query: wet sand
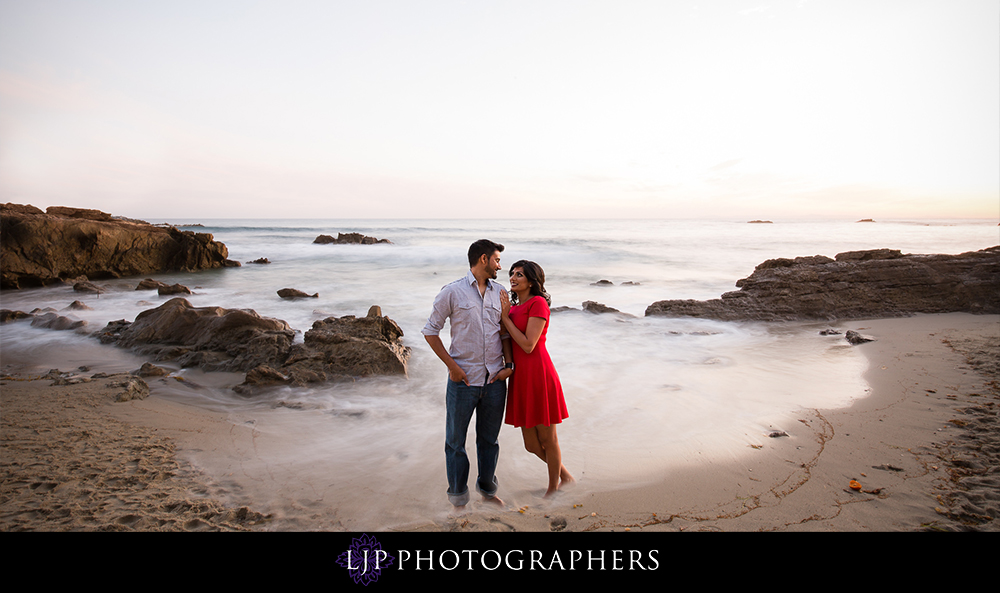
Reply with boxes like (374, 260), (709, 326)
(2, 313), (997, 531)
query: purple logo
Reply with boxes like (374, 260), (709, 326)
(337, 534), (395, 585)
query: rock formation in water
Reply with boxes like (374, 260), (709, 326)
(1, 203), (240, 289)
(277, 288), (318, 299)
(236, 305), (411, 394)
(313, 232), (391, 245)
(645, 247), (1000, 321)
(94, 299), (410, 391)
(97, 298), (295, 373)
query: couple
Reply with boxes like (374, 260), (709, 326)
(422, 239), (573, 508)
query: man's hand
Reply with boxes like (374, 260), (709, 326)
(426, 334), (470, 386)
(449, 365), (470, 386)
(489, 368), (512, 384)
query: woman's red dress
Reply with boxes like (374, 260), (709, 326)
(505, 295), (569, 428)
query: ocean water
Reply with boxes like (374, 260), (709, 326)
(1, 218), (996, 528)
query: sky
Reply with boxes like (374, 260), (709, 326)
(1, 0), (997, 220)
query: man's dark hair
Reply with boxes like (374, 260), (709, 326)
(468, 239), (504, 267)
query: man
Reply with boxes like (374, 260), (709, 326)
(422, 239), (514, 508)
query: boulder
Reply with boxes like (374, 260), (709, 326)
(97, 298), (295, 373)
(583, 301), (620, 314)
(74, 281), (105, 293)
(30, 312), (88, 331)
(0, 309), (33, 323)
(646, 247), (1000, 321)
(158, 283), (192, 295)
(236, 305), (410, 393)
(313, 232), (391, 245)
(591, 280), (614, 286)
(278, 288), (318, 299)
(1, 202), (240, 289)
(247, 258), (271, 264)
(136, 278), (170, 290)
(845, 330), (876, 345)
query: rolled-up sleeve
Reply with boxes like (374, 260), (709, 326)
(422, 286), (452, 336)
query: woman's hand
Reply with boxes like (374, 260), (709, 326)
(489, 368), (513, 384)
(500, 289), (511, 318)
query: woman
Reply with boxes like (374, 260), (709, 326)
(500, 260), (574, 497)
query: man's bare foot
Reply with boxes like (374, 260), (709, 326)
(481, 494), (504, 507)
(543, 486), (558, 498)
(450, 504), (467, 515)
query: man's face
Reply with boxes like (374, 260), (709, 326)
(485, 251), (501, 279)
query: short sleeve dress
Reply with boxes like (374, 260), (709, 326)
(504, 295), (569, 428)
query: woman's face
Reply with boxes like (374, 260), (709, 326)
(509, 267), (531, 293)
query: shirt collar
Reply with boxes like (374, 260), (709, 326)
(465, 269), (496, 291)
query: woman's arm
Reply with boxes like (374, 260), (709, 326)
(500, 292), (546, 354)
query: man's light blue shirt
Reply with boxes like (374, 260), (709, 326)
(422, 270), (508, 386)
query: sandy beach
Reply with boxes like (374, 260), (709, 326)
(3, 311), (997, 532)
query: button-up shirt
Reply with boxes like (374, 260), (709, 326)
(422, 270), (508, 386)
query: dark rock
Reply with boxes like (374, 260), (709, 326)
(30, 312), (88, 331)
(646, 247), (1000, 321)
(583, 300), (620, 313)
(845, 330), (875, 345)
(74, 281), (105, 294)
(236, 305), (410, 393)
(767, 431), (789, 438)
(111, 376), (150, 402)
(247, 258), (271, 264)
(1, 202), (240, 290)
(819, 329), (842, 335)
(621, 281), (641, 286)
(135, 362), (169, 377)
(98, 298), (295, 373)
(0, 309), (33, 323)
(158, 283), (192, 295)
(550, 306), (577, 313)
(856, 218), (876, 222)
(64, 300), (93, 311)
(136, 278), (170, 290)
(834, 249), (901, 262)
(591, 280), (614, 286)
(748, 220), (773, 224)
(313, 233), (391, 245)
(278, 288), (318, 299)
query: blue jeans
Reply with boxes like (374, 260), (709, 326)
(445, 378), (507, 506)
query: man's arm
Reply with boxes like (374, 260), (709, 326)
(489, 335), (514, 384)
(424, 334), (469, 386)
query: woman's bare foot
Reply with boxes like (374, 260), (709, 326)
(559, 466), (575, 490)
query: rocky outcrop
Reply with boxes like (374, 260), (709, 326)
(277, 288), (318, 299)
(97, 298), (295, 373)
(313, 233), (391, 245)
(235, 305), (410, 394)
(31, 312), (88, 332)
(1, 203), (240, 289)
(158, 283), (192, 296)
(645, 247), (1000, 321)
(95, 299), (410, 390)
(136, 279), (170, 291)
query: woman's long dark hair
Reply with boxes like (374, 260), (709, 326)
(508, 260), (551, 306)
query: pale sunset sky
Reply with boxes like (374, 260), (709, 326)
(1, 0), (997, 220)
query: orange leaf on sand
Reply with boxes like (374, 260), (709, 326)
(849, 480), (862, 491)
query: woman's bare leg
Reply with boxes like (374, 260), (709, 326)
(535, 425), (574, 496)
(522, 426), (575, 495)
